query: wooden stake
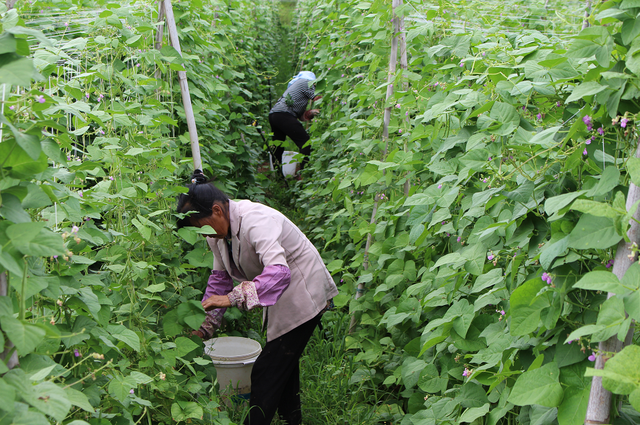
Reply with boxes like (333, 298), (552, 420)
(163, 0), (202, 171)
(349, 0), (401, 334)
(154, 1), (166, 81)
(584, 140), (640, 424)
(398, 0), (410, 197)
(583, 0), (592, 29)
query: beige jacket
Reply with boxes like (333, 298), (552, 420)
(206, 200), (338, 341)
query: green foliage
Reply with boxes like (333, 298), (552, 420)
(288, 0), (640, 422)
(0, 0), (281, 423)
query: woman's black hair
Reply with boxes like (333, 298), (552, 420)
(176, 169), (229, 229)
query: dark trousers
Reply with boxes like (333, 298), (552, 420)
(268, 112), (311, 174)
(245, 313), (322, 425)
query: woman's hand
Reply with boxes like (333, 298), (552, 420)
(202, 294), (232, 311)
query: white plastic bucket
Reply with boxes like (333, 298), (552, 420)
(268, 151), (299, 177)
(204, 337), (262, 398)
(281, 150), (299, 177)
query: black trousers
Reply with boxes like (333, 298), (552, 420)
(245, 312), (322, 425)
(268, 112), (311, 173)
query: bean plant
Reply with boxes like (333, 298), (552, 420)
(290, 0), (640, 423)
(0, 0), (280, 423)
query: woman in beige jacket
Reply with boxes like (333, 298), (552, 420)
(176, 170), (338, 425)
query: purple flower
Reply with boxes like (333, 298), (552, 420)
(606, 259), (614, 268)
(588, 353), (596, 362)
(459, 62), (464, 67)
(542, 272), (553, 284)
(36, 95), (45, 104)
(129, 389), (135, 394)
(399, 129), (402, 134)
(438, 184), (442, 189)
(585, 138), (592, 145)
(71, 225), (79, 233)
(64, 22), (69, 27)
(621, 118), (628, 128)
(583, 115), (593, 131)
(9, 105), (15, 110)
(536, 113), (542, 120)
(566, 339), (575, 344)
(109, 176), (114, 181)
(556, 101), (561, 107)
(487, 254), (494, 260)
(482, 178), (487, 183)
(488, 157), (492, 161)
(86, 93), (90, 99)
(482, 51), (486, 56)
(74, 349), (80, 357)
(457, 237), (461, 242)
(78, 191), (83, 198)
(583, 148), (588, 155)
(597, 127), (605, 136)
(462, 368), (470, 377)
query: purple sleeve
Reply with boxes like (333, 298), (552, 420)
(253, 264), (291, 306)
(199, 270), (234, 340)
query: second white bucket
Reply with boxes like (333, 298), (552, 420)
(204, 337), (262, 398)
(281, 150), (299, 177)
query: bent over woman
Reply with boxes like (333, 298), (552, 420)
(176, 170), (338, 425)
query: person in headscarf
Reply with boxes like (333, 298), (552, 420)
(268, 71), (321, 176)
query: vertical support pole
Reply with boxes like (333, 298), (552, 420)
(584, 141), (640, 424)
(583, 0), (592, 29)
(397, 0), (410, 197)
(163, 0), (202, 171)
(349, 0), (401, 334)
(6, 0), (18, 9)
(154, 1), (166, 81)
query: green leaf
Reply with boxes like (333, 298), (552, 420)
(171, 401), (203, 422)
(586, 166), (620, 197)
(566, 82), (607, 103)
(508, 362), (564, 407)
(528, 126), (561, 148)
(571, 199), (619, 219)
(175, 336), (200, 358)
(24, 381), (71, 422)
(457, 382), (489, 408)
(545, 191), (587, 217)
(107, 324), (140, 351)
(567, 214), (622, 249)
(558, 364), (590, 425)
(177, 300), (206, 330)
(65, 387), (94, 412)
(489, 102), (519, 136)
(12, 228), (65, 257)
(566, 27), (613, 67)
(0, 53), (34, 86)
(509, 279), (548, 336)
(1, 316), (46, 355)
(459, 403), (490, 423)
(0, 116), (41, 160)
(573, 271), (626, 294)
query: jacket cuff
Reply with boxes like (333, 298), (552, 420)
(228, 281), (263, 311)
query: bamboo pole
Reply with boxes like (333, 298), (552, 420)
(349, 0), (401, 334)
(154, 1), (166, 81)
(163, 0), (202, 171)
(398, 0), (410, 197)
(582, 0), (592, 29)
(584, 141), (640, 424)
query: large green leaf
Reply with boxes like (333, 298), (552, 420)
(489, 102), (519, 136)
(107, 324), (140, 352)
(1, 316), (46, 355)
(12, 228), (65, 257)
(508, 362), (564, 407)
(0, 53), (34, 86)
(171, 401), (203, 422)
(509, 279), (548, 336)
(573, 271), (627, 294)
(566, 214), (622, 250)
